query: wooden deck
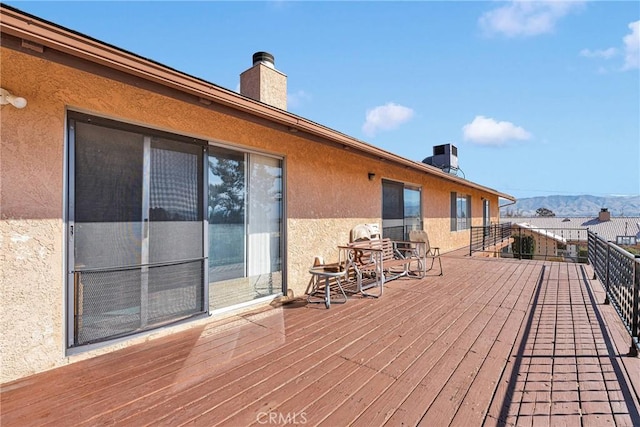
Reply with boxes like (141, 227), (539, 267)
(1, 255), (639, 426)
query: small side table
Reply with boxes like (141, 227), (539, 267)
(308, 267), (348, 309)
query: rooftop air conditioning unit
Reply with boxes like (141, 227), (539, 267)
(422, 144), (459, 174)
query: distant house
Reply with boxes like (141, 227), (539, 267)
(506, 222), (570, 261)
(501, 209), (640, 243)
(1, 5), (514, 383)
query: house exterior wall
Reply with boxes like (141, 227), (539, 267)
(1, 45), (502, 383)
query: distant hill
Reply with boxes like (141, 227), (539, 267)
(501, 195), (640, 217)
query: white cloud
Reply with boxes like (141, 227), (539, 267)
(580, 20), (639, 72)
(462, 115), (532, 146)
(362, 102), (415, 137)
(287, 89), (311, 109)
(622, 20), (639, 70)
(479, 0), (585, 38)
(579, 47), (618, 59)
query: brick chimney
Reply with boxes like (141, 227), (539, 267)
(240, 52), (287, 110)
(598, 208), (611, 222)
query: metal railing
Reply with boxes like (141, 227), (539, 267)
(73, 257), (206, 346)
(588, 230), (639, 356)
(469, 222), (512, 256)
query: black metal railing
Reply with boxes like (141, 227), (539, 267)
(469, 222), (512, 256)
(588, 230), (639, 356)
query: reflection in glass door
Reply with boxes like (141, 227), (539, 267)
(68, 113), (205, 347)
(208, 146), (283, 310)
(207, 148), (246, 281)
(403, 187), (422, 236)
(382, 180), (422, 240)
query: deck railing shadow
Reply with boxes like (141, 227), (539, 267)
(488, 265), (640, 426)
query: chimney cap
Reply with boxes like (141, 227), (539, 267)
(252, 51), (275, 68)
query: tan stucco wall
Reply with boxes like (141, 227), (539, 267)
(1, 219), (64, 381)
(1, 46), (504, 383)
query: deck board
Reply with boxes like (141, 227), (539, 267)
(2, 255), (639, 427)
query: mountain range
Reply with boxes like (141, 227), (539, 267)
(500, 195), (640, 217)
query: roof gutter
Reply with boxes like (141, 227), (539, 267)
(500, 198), (517, 209)
(0, 4), (515, 202)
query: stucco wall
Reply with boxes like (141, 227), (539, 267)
(1, 219), (64, 382)
(1, 45), (503, 383)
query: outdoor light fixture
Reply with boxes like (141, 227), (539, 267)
(368, 172), (376, 181)
(0, 88), (27, 109)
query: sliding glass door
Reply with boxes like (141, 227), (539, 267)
(68, 113), (206, 347)
(67, 112), (285, 346)
(208, 146), (283, 310)
(382, 180), (422, 240)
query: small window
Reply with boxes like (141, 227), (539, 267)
(451, 192), (471, 231)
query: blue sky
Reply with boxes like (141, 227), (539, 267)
(8, 1), (640, 199)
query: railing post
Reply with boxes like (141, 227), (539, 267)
(469, 228), (473, 257)
(592, 238), (597, 280)
(631, 258), (639, 357)
(482, 226), (486, 252)
(519, 227), (523, 260)
(604, 245), (610, 305)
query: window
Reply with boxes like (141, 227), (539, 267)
(451, 192), (471, 231)
(382, 180), (422, 240)
(616, 236), (637, 245)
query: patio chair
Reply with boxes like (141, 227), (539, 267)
(349, 223), (381, 242)
(408, 229), (443, 276)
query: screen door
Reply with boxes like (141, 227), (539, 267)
(68, 113), (206, 346)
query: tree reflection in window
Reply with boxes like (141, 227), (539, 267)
(208, 154), (245, 224)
